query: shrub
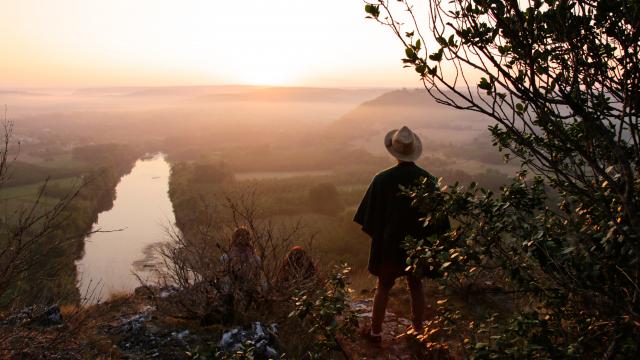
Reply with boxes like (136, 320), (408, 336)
(289, 263), (358, 359)
(368, 0), (640, 357)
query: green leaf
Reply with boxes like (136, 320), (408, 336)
(364, 4), (380, 18)
(478, 77), (492, 91)
(428, 48), (443, 62)
(405, 47), (417, 60)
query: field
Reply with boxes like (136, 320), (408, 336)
(0, 144), (143, 307)
(166, 152), (512, 296)
(0, 177), (81, 215)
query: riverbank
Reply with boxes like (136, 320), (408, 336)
(0, 144), (142, 308)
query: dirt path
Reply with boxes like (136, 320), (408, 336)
(342, 299), (426, 360)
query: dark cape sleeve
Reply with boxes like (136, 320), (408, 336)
(354, 177), (381, 238)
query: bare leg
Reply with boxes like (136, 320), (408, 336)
(371, 276), (395, 334)
(406, 274), (425, 330)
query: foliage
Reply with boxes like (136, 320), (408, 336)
(71, 143), (137, 166)
(2, 161), (84, 187)
(151, 190), (318, 324)
(168, 162), (373, 275)
(196, 341), (285, 360)
(289, 264), (358, 359)
(0, 114), (140, 307)
(192, 162), (234, 184)
(307, 182), (345, 216)
(0, 119), (82, 307)
(367, 0), (640, 357)
(408, 298), (461, 358)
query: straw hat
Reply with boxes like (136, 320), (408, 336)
(384, 126), (422, 162)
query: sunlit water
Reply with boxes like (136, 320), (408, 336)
(76, 154), (175, 303)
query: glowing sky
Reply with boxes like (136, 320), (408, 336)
(0, 0), (420, 87)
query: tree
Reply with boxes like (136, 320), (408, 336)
(307, 182), (345, 216)
(0, 116), (82, 307)
(366, 0), (639, 357)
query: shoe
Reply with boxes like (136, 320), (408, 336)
(360, 325), (382, 344)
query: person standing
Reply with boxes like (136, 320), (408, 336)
(354, 126), (448, 343)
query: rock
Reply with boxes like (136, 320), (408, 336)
(116, 312), (151, 334)
(218, 321), (280, 358)
(105, 305), (202, 359)
(175, 330), (189, 339)
(351, 299), (373, 311)
(344, 298), (440, 359)
(2, 305), (63, 327)
(134, 285), (154, 297)
(158, 286), (179, 298)
(31, 305), (62, 326)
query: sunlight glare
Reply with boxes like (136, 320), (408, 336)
(0, 0), (417, 87)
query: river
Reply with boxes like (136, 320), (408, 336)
(76, 154), (175, 303)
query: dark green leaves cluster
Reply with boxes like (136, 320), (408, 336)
(405, 168), (640, 357)
(289, 264), (358, 358)
(364, 4), (380, 19)
(368, 0), (640, 357)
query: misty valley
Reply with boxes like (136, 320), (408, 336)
(1, 86), (511, 303)
(4, 65), (635, 359)
(0, 85), (514, 356)
(2, 1), (638, 358)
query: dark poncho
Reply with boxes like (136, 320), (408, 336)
(354, 162), (439, 277)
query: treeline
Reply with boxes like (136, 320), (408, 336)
(166, 141), (389, 173)
(3, 162), (84, 187)
(4, 143), (141, 188)
(167, 159), (506, 277)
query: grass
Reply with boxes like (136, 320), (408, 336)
(0, 177), (80, 197)
(0, 177), (81, 219)
(169, 162), (381, 283)
(24, 153), (82, 169)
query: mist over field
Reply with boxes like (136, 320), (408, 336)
(0, 84), (512, 299)
(3, 86), (507, 174)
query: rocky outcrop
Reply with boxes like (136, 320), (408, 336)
(343, 299), (424, 360)
(218, 322), (279, 359)
(1, 305), (63, 327)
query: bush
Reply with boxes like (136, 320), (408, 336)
(289, 264), (358, 359)
(192, 162), (233, 184)
(369, 0), (640, 357)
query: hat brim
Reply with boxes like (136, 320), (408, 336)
(384, 129), (423, 162)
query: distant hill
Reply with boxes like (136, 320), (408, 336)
(70, 85), (388, 105)
(352, 88), (440, 107)
(327, 89), (493, 154)
(0, 90), (47, 97)
(72, 85), (257, 97)
(192, 86), (387, 104)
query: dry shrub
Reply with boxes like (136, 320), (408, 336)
(145, 189), (319, 325)
(0, 297), (102, 359)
